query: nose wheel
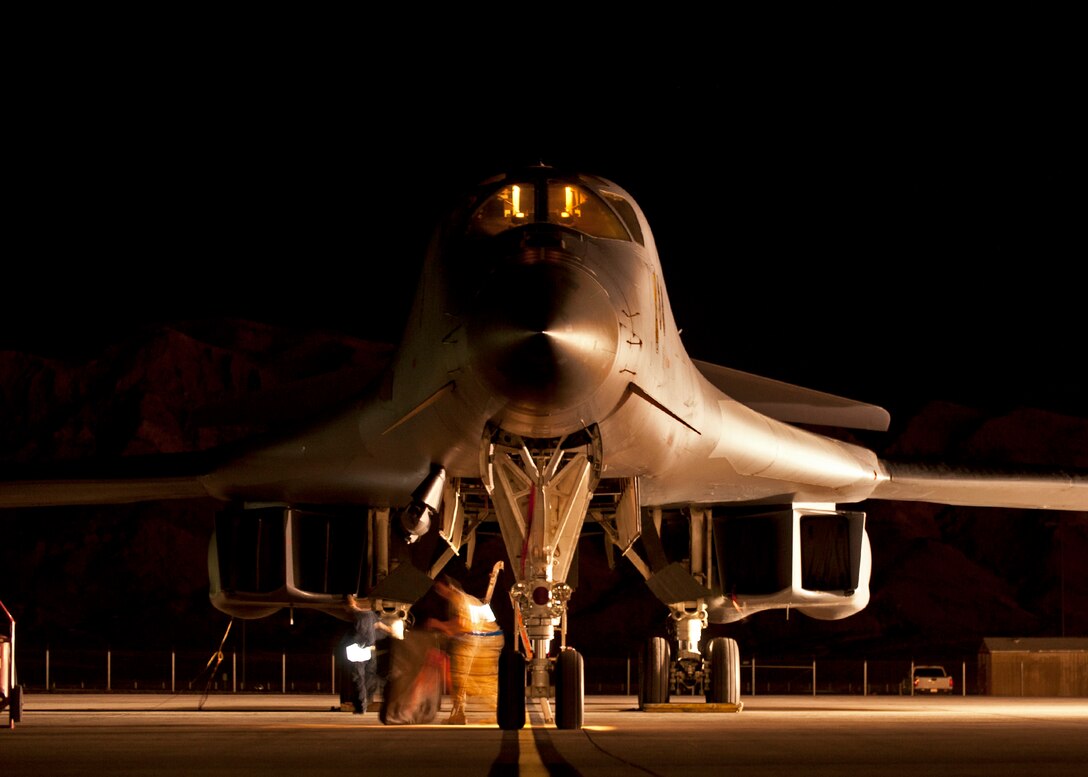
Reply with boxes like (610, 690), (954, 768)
(554, 648), (584, 729)
(497, 646), (584, 730)
(498, 649), (527, 730)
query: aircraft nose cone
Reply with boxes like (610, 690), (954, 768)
(467, 261), (618, 413)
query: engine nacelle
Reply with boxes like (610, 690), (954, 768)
(706, 506), (870, 624)
(208, 504), (370, 620)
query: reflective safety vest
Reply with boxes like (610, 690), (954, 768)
(346, 643), (373, 663)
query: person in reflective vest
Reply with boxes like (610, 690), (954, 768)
(345, 594), (395, 714)
(426, 565), (504, 724)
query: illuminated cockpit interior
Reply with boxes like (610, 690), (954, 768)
(469, 179), (642, 244)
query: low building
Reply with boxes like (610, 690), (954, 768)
(979, 638), (1088, 697)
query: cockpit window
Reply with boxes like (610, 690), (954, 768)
(544, 182), (630, 240)
(600, 190), (644, 245)
(468, 179), (637, 242)
(469, 183), (536, 237)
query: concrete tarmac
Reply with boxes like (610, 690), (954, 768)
(4, 692), (1088, 776)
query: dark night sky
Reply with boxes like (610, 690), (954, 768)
(7, 48), (1083, 430)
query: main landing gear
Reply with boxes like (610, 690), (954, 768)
(639, 634), (741, 708)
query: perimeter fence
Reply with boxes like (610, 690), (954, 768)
(11, 648), (975, 696)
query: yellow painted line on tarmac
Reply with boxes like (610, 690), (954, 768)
(256, 708), (560, 776)
(519, 721), (550, 777)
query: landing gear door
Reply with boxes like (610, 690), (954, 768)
(438, 479), (465, 553)
(614, 478), (641, 554)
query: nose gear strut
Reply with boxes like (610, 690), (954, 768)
(481, 423), (601, 728)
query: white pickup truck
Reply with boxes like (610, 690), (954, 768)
(910, 665), (954, 694)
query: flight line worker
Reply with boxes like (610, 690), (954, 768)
(427, 569), (504, 725)
(344, 594), (396, 714)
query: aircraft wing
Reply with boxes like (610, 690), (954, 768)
(872, 459), (1088, 511)
(693, 358), (891, 431)
(0, 323), (396, 510)
(0, 452), (216, 507)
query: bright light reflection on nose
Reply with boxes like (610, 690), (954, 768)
(543, 329), (611, 354)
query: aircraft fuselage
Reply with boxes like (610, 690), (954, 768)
(206, 168), (883, 513)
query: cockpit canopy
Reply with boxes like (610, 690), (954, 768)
(468, 177), (644, 245)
